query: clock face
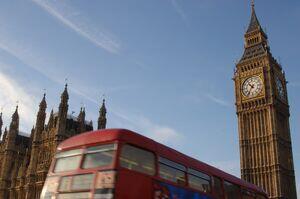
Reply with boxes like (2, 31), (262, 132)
(276, 76), (285, 99)
(242, 76), (263, 98)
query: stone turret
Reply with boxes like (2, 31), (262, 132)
(77, 107), (86, 133)
(55, 84), (69, 142)
(98, 99), (107, 130)
(0, 112), (3, 140)
(0, 106), (19, 199)
(6, 106), (19, 150)
(25, 94), (47, 198)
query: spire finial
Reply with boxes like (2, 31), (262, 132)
(251, 0), (255, 9)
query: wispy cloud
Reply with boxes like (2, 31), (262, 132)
(210, 160), (240, 177)
(170, 0), (188, 25)
(289, 81), (300, 88)
(204, 93), (231, 107)
(31, 0), (121, 54)
(0, 70), (37, 131)
(56, 81), (183, 146)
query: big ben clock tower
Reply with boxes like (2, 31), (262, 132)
(234, 2), (297, 199)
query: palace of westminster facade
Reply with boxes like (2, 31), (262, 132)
(0, 84), (107, 198)
(0, 2), (298, 199)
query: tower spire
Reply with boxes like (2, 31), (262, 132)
(246, 0), (264, 34)
(0, 112), (3, 139)
(98, 98), (107, 130)
(10, 105), (19, 131)
(77, 106), (86, 133)
(33, 93), (47, 142)
(55, 84), (69, 141)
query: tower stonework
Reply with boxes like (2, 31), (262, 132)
(234, 3), (297, 199)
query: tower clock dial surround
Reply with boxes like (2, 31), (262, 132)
(242, 76), (263, 98)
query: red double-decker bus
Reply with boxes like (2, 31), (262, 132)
(40, 129), (268, 199)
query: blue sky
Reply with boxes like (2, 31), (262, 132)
(0, 0), (299, 195)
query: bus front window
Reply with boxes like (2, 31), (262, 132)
(82, 143), (116, 169)
(54, 149), (82, 172)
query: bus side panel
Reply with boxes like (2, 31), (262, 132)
(115, 170), (153, 199)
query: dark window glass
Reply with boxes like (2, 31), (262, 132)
(242, 189), (256, 199)
(213, 177), (223, 198)
(54, 155), (81, 172)
(187, 169), (211, 193)
(82, 151), (115, 169)
(224, 181), (240, 199)
(120, 144), (155, 175)
(159, 157), (186, 185)
(82, 144), (116, 169)
(188, 168), (210, 180)
(159, 157), (186, 171)
(159, 164), (186, 185)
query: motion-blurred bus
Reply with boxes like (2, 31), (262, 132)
(40, 129), (268, 199)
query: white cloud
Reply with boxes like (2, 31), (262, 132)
(31, 0), (121, 54)
(204, 93), (231, 107)
(289, 81), (300, 88)
(0, 71), (37, 131)
(110, 110), (183, 145)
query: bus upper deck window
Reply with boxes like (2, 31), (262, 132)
(224, 181), (241, 199)
(54, 149), (82, 173)
(188, 168), (211, 193)
(120, 144), (155, 175)
(158, 157), (186, 185)
(82, 143), (116, 169)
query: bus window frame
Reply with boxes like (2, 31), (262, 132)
(223, 180), (242, 199)
(187, 168), (212, 193)
(117, 142), (157, 176)
(214, 176), (225, 198)
(158, 156), (188, 186)
(51, 141), (119, 175)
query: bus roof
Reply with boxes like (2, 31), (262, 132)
(58, 128), (267, 195)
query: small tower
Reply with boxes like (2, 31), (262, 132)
(7, 106), (19, 149)
(77, 107), (86, 133)
(98, 99), (107, 130)
(55, 84), (69, 141)
(2, 127), (8, 142)
(0, 112), (3, 140)
(25, 93), (47, 199)
(47, 109), (54, 130)
(0, 106), (19, 199)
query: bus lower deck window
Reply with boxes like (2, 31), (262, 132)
(119, 144), (155, 175)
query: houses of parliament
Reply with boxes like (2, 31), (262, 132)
(0, 84), (107, 198)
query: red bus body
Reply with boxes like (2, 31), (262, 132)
(41, 129), (268, 199)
